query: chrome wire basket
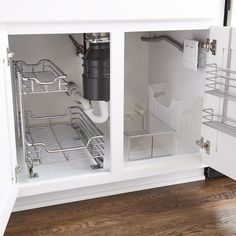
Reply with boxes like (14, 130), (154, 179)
(23, 107), (104, 174)
(15, 59), (68, 94)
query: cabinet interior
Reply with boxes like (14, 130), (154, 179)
(9, 29), (224, 184)
(124, 29), (209, 163)
(9, 33), (111, 183)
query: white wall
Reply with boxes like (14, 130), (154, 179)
(124, 32), (149, 113)
(124, 30), (208, 112)
(148, 30), (208, 100)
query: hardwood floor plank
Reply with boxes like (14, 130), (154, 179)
(5, 178), (236, 236)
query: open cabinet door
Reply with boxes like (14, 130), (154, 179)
(201, 26), (236, 180)
(0, 31), (18, 235)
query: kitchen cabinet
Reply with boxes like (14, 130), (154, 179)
(1, 0), (235, 235)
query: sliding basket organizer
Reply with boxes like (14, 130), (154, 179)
(15, 59), (68, 94)
(15, 59), (104, 178)
(24, 107), (104, 177)
(203, 63), (236, 137)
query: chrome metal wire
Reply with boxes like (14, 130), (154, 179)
(24, 107), (104, 166)
(15, 59), (68, 94)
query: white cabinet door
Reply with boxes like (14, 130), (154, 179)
(0, 31), (18, 235)
(201, 26), (236, 180)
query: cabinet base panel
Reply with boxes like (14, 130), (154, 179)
(14, 168), (204, 212)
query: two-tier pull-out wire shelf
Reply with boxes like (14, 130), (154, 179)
(15, 59), (104, 178)
(24, 107), (104, 177)
(15, 59), (68, 94)
(203, 64), (236, 137)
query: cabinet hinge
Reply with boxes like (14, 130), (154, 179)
(15, 165), (22, 183)
(200, 39), (217, 55)
(7, 48), (15, 66)
(196, 137), (210, 155)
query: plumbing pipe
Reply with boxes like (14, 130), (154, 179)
(67, 82), (91, 110)
(67, 82), (109, 123)
(73, 91), (91, 110)
(84, 101), (109, 124)
(141, 35), (184, 52)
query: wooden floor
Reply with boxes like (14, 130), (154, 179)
(5, 177), (236, 236)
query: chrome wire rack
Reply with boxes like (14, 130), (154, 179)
(205, 64), (236, 102)
(203, 108), (236, 137)
(203, 64), (236, 137)
(23, 107), (104, 174)
(15, 59), (68, 94)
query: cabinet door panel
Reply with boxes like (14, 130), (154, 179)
(0, 31), (18, 235)
(202, 27), (236, 179)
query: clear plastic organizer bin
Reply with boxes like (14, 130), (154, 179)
(124, 111), (176, 161)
